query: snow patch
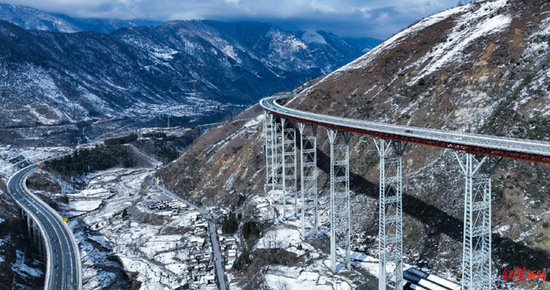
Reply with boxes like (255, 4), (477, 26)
(411, 5), (512, 82)
(301, 31), (327, 45)
(151, 48), (178, 60)
(255, 226), (302, 250)
(0, 146), (71, 179)
(338, 0), (510, 77)
(27, 104), (60, 125)
(222, 45), (240, 62)
(338, 4), (470, 72)
(12, 250), (44, 278)
(69, 200), (103, 212)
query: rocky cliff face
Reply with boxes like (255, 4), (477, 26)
(160, 0), (550, 288)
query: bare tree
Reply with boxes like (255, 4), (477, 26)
(274, 278), (290, 290)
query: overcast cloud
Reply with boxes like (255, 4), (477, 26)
(2, 0), (474, 39)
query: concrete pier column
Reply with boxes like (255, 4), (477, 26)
(27, 215), (33, 244)
(37, 232), (43, 256)
(33, 221), (40, 246)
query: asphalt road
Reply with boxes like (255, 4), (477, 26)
(7, 164), (82, 290)
(260, 95), (550, 163)
(150, 177), (227, 290)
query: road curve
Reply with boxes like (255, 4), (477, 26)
(260, 96), (550, 164)
(7, 164), (82, 290)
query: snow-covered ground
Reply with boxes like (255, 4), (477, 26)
(0, 146), (71, 179)
(232, 188), (380, 289)
(11, 250), (44, 281)
(54, 166), (218, 289)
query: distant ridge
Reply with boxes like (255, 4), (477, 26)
(0, 3), (161, 33)
(0, 17), (362, 136)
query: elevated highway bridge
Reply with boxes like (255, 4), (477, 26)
(260, 95), (550, 290)
(8, 164), (82, 290)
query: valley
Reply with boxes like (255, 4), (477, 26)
(1, 0), (550, 290)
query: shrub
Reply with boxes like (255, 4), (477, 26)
(122, 158), (135, 168)
(232, 249), (250, 271)
(158, 146), (178, 164)
(242, 221), (260, 240)
(535, 232), (545, 243)
(46, 145), (134, 175)
(162, 135), (176, 142)
(222, 212), (238, 234)
(104, 133), (138, 145)
(143, 132), (166, 138)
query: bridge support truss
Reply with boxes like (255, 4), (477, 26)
(272, 115), (284, 195)
(327, 129), (351, 272)
(263, 112), (275, 192)
(281, 118), (298, 219)
(375, 138), (407, 290)
(455, 153), (500, 290)
(298, 123), (318, 239)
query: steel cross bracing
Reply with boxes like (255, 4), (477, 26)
(455, 153), (500, 290)
(298, 123), (319, 239)
(327, 129), (351, 272)
(375, 139), (406, 290)
(281, 118), (298, 219)
(263, 112), (275, 192)
(259, 95), (550, 287)
(259, 96), (550, 164)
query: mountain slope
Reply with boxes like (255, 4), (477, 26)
(0, 19), (361, 143)
(160, 0), (550, 288)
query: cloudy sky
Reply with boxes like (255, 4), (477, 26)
(3, 0), (474, 39)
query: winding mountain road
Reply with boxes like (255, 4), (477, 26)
(7, 164), (82, 290)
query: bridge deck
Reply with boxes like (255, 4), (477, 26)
(260, 96), (550, 164)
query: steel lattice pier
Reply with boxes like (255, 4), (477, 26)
(257, 93), (550, 287)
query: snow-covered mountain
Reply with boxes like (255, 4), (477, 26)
(0, 3), (160, 33)
(0, 18), (362, 143)
(159, 0), (550, 288)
